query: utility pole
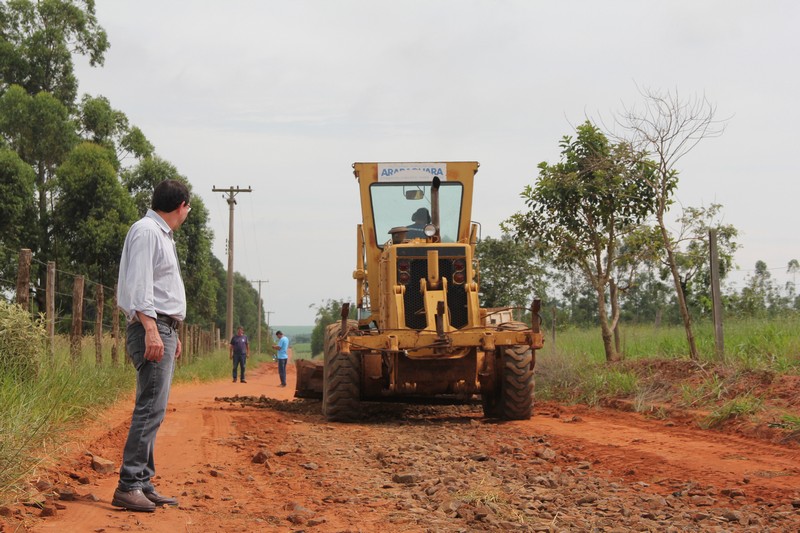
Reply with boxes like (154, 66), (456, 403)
(266, 311), (275, 343)
(251, 279), (269, 354)
(213, 185), (252, 342)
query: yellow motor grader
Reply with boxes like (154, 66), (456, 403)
(295, 162), (543, 421)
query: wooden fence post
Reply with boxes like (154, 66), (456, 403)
(112, 293), (120, 366)
(15, 248), (32, 311)
(179, 322), (187, 365)
(46, 261), (55, 360)
(95, 284), (104, 366)
(70, 275), (84, 361)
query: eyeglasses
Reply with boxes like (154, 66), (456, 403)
(185, 202), (192, 213)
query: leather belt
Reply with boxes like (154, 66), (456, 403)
(156, 313), (181, 330)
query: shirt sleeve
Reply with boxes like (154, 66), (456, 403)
(119, 226), (158, 321)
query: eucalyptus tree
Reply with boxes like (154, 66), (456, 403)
(0, 147), (36, 282)
(787, 259), (799, 304)
(728, 261), (784, 317)
(669, 204), (738, 316)
(475, 234), (548, 310)
(52, 141), (136, 289)
(310, 300), (356, 356)
(230, 272), (261, 338)
(77, 94), (153, 165)
(613, 86), (728, 360)
(0, 84), (77, 291)
(505, 121), (656, 361)
(0, 0), (107, 302)
(0, 0), (108, 108)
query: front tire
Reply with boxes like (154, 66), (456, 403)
(322, 321), (361, 422)
(481, 321), (535, 420)
(498, 343), (534, 420)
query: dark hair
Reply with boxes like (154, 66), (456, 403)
(152, 179), (190, 213)
(276, 330), (283, 336)
(412, 207), (431, 224)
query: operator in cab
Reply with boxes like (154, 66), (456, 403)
(406, 207), (431, 238)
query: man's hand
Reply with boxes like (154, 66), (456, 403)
(139, 314), (164, 362)
(176, 337), (182, 360)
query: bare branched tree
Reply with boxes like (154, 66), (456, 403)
(612, 86), (728, 360)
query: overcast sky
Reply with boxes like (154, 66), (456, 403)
(75, 1), (800, 326)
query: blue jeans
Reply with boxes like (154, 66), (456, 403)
(278, 358), (287, 385)
(118, 321), (177, 492)
(232, 353), (246, 381)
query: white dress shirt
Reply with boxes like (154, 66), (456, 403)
(117, 209), (187, 322)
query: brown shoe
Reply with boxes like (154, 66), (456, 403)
(144, 489), (179, 506)
(112, 488), (156, 512)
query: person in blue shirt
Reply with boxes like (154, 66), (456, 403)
(272, 331), (290, 387)
(229, 326), (249, 383)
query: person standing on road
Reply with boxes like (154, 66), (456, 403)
(272, 330), (290, 387)
(230, 326), (249, 383)
(113, 179), (191, 513)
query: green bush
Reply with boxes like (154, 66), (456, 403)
(0, 300), (46, 381)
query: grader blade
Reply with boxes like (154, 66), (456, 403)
(294, 359), (324, 398)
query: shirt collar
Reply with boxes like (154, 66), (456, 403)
(146, 209), (172, 237)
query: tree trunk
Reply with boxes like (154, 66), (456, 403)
(35, 165), (49, 312)
(95, 284), (104, 366)
(15, 248), (32, 311)
(610, 280), (622, 357)
(659, 221), (699, 360)
(111, 292), (120, 366)
(595, 284), (620, 362)
(47, 261), (55, 360)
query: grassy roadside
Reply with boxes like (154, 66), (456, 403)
(0, 334), (268, 505)
(536, 316), (800, 434)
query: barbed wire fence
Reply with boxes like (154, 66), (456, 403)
(9, 248), (220, 366)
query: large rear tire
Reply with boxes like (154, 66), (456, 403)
(481, 321), (535, 420)
(322, 321), (361, 422)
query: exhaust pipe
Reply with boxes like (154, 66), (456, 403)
(431, 177), (440, 240)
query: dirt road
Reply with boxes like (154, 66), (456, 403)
(4, 362), (800, 532)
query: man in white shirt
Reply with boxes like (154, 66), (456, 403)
(112, 179), (191, 512)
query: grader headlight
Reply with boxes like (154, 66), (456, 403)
(397, 259), (411, 285)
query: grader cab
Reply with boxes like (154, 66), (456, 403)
(295, 162), (544, 421)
